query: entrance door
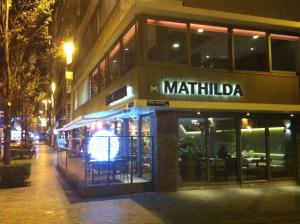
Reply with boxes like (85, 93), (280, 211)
(208, 117), (238, 183)
(178, 118), (207, 182)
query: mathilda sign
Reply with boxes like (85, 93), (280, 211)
(162, 79), (243, 97)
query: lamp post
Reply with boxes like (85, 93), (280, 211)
(50, 82), (56, 147)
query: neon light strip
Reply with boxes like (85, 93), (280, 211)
(233, 28), (266, 37)
(109, 43), (121, 59)
(123, 25), (136, 46)
(190, 23), (228, 33)
(241, 127), (284, 132)
(270, 33), (300, 41)
(147, 19), (187, 30)
(99, 60), (106, 70)
(179, 124), (202, 135)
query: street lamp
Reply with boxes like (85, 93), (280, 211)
(63, 41), (74, 65)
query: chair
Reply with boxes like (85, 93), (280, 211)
(242, 158), (249, 179)
(212, 159), (227, 181)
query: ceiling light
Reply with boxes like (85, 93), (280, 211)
(206, 55), (210, 59)
(250, 47), (255, 51)
(125, 48), (129, 51)
(197, 111), (201, 115)
(197, 29), (204, 33)
(246, 113), (250, 116)
(253, 35), (259, 39)
(172, 43), (180, 48)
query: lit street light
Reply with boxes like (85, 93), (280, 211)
(63, 42), (74, 65)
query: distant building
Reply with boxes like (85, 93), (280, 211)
(52, 0), (300, 196)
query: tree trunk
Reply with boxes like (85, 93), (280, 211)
(2, 0), (11, 165)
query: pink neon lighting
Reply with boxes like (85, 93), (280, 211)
(233, 29), (266, 37)
(109, 43), (120, 59)
(123, 25), (136, 45)
(92, 68), (99, 77)
(270, 33), (299, 41)
(147, 19), (187, 29)
(190, 24), (228, 33)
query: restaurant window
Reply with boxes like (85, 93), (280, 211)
(90, 67), (100, 98)
(240, 116), (267, 180)
(147, 19), (188, 64)
(99, 59), (107, 89)
(271, 34), (300, 72)
(190, 24), (229, 69)
(268, 117), (294, 178)
(178, 118), (207, 182)
(208, 117), (237, 182)
(122, 25), (136, 74)
(109, 43), (121, 81)
(234, 29), (268, 71)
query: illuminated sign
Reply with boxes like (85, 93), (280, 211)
(106, 86), (133, 106)
(88, 130), (120, 161)
(162, 80), (243, 97)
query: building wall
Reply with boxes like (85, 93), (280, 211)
(183, 0), (300, 21)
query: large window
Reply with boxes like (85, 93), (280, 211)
(190, 24), (229, 69)
(99, 59), (107, 89)
(209, 117), (237, 182)
(108, 43), (121, 81)
(234, 29), (268, 71)
(240, 116), (267, 180)
(268, 117), (294, 178)
(122, 25), (136, 74)
(271, 34), (300, 72)
(147, 19), (187, 64)
(90, 67), (100, 98)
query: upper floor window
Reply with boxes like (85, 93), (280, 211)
(271, 34), (300, 72)
(122, 25), (136, 74)
(190, 24), (228, 69)
(99, 59), (107, 89)
(147, 19), (188, 64)
(90, 67), (100, 98)
(109, 43), (121, 81)
(233, 29), (267, 71)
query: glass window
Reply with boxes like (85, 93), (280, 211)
(240, 116), (267, 180)
(268, 117), (294, 178)
(234, 29), (267, 71)
(99, 59), (107, 89)
(271, 34), (300, 72)
(109, 43), (121, 81)
(190, 24), (229, 69)
(178, 118), (207, 182)
(90, 67), (100, 98)
(208, 117), (237, 182)
(147, 19), (187, 64)
(122, 25), (136, 74)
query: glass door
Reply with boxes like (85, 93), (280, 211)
(208, 117), (238, 183)
(240, 117), (267, 181)
(178, 118), (207, 182)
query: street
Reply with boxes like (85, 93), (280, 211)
(0, 144), (299, 224)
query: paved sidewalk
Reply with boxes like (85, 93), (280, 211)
(0, 144), (300, 224)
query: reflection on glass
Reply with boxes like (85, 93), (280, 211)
(122, 25), (136, 74)
(241, 117), (267, 180)
(178, 118), (206, 182)
(147, 19), (187, 64)
(109, 43), (121, 81)
(271, 34), (300, 72)
(234, 29), (267, 71)
(209, 117), (237, 182)
(269, 118), (293, 178)
(190, 24), (228, 69)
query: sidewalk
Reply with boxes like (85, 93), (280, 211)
(0, 144), (299, 224)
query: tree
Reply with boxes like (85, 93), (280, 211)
(0, 0), (55, 164)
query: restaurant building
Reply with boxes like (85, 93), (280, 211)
(53, 0), (300, 196)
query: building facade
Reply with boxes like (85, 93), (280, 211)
(53, 0), (300, 196)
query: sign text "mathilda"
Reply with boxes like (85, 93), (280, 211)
(163, 80), (243, 97)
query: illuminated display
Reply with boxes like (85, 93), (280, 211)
(88, 130), (120, 161)
(162, 80), (243, 97)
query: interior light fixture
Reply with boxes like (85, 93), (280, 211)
(125, 48), (129, 51)
(290, 114), (294, 117)
(250, 47), (255, 51)
(172, 43), (180, 48)
(197, 29), (204, 33)
(197, 111), (201, 115)
(246, 113), (250, 116)
(206, 55), (210, 59)
(253, 35), (259, 39)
